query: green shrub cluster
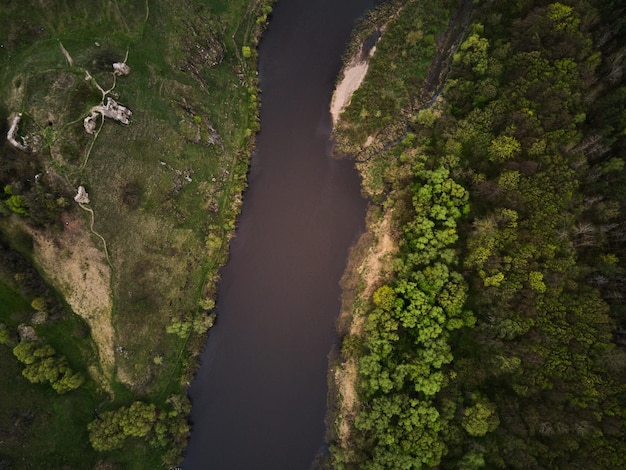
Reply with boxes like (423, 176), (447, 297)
(87, 399), (190, 466)
(334, 0), (459, 148)
(12, 340), (84, 394)
(166, 312), (216, 338)
(348, 165), (473, 468)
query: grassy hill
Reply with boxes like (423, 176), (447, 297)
(0, 0), (271, 467)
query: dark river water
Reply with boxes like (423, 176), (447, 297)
(183, 0), (372, 468)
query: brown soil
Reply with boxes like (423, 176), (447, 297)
(417, 0), (474, 108)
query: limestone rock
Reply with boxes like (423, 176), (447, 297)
(7, 113), (28, 151)
(74, 186), (90, 204)
(83, 98), (132, 134)
(113, 62), (131, 76)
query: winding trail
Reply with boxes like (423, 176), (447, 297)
(78, 203), (111, 267)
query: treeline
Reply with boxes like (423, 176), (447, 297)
(87, 399), (190, 465)
(341, 164), (475, 468)
(333, 0), (626, 468)
(0, 143), (70, 227)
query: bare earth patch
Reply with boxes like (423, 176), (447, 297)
(358, 211), (396, 301)
(335, 207), (397, 447)
(28, 212), (115, 383)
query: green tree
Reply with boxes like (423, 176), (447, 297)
(31, 296), (46, 312)
(88, 411), (126, 452)
(373, 285), (396, 311)
(528, 271), (546, 292)
(5, 195), (28, 215)
(52, 366), (85, 393)
(0, 323), (10, 346)
(488, 135), (521, 163)
(121, 402), (157, 437)
(192, 313), (216, 334)
(462, 399), (500, 437)
(88, 401), (161, 452)
(166, 317), (192, 338)
(13, 340), (83, 393)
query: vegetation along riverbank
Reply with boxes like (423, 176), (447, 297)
(0, 0), (273, 467)
(329, 0), (626, 468)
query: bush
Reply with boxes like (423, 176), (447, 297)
(12, 340), (84, 393)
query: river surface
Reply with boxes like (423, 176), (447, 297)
(183, 0), (372, 468)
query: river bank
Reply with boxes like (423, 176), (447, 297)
(326, 0), (473, 465)
(329, 0), (626, 467)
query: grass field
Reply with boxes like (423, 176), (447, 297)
(0, 0), (270, 466)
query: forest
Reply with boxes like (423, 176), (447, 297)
(332, 0), (626, 468)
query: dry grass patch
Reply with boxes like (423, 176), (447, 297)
(28, 213), (114, 381)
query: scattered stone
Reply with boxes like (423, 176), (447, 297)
(17, 324), (38, 342)
(206, 122), (222, 146)
(32, 311), (48, 325)
(74, 186), (90, 204)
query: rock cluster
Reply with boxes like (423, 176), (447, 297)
(83, 98), (132, 134)
(113, 62), (131, 76)
(74, 185), (90, 204)
(7, 113), (28, 151)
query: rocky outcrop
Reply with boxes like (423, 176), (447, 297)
(83, 98), (132, 134)
(113, 62), (130, 76)
(7, 113), (28, 151)
(74, 186), (90, 204)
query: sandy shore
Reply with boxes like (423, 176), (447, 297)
(330, 60), (369, 124)
(330, 43), (378, 125)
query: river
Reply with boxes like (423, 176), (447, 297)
(183, 0), (373, 468)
